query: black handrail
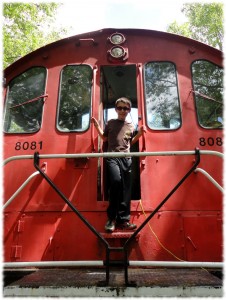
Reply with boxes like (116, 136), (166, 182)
(33, 149), (200, 286)
(34, 152), (113, 284)
(123, 148), (200, 285)
(33, 152), (109, 248)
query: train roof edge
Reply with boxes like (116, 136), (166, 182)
(4, 28), (223, 76)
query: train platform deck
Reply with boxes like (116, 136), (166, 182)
(3, 267), (223, 297)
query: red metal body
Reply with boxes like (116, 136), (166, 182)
(3, 29), (223, 264)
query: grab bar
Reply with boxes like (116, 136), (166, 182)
(3, 163), (46, 209)
(3, 171), (40, 209)
(138, 64), (146, 151)
(194, 168), (224, 193)
(3, 150), (223, 166)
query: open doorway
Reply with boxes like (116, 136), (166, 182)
(99, 65), (141, 200)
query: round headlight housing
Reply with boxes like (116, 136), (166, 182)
(109, 33), (126, 45)
(109, 46), (126, 58)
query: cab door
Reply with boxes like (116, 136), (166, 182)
(97, 64), (141, 201)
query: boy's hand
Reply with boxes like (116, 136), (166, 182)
(139, 125), (147, 134)
(91, 117), (99, 128)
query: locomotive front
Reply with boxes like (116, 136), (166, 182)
(3, 29), (223, 267)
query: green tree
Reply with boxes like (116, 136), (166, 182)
(3, 3), (68, 68)
(167, 3), (223, 50)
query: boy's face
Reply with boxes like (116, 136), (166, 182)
(115, 101), (130, 120)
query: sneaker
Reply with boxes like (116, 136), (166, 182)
(117, 222), (137, 230)
(105, 220), (115, 232)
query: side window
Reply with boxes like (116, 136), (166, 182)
(144, 62), (181, 130)
(57, 65), (92, 132)
(191, 60), (223, 129)
(3, 67), (46, 133)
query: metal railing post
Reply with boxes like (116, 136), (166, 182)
(33, 152), (109, 248)
(123, 148), (201, 285)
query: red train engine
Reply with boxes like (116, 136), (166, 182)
(3, 29), (223, 271)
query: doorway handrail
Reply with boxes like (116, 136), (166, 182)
(3, 149), (223, 166)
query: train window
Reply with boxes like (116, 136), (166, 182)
(191, 60), (223, 129)
(144, 62), (181, 130)
(57, 65), (92, 132)
(3, 67), (46, 133)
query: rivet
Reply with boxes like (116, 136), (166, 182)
(189, 47), (196, 54)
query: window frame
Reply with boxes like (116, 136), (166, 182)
(3, 66), (47, 134)
(56, 64), (93, 133)
(191, 59), (223, 130)
(143, 61), (182, 131)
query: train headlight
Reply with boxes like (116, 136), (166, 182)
(109, 46), (126, 58)
(108, 33), (126, 45)
(107, 32), (128, 62)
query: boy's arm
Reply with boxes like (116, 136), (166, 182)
(131, 125), (146, 145)
(91, 117), (108, 142)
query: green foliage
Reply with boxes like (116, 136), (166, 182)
(3, 3), (68, 68)
(167, 3), (223, 50)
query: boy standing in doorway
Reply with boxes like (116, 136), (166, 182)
(92, 97), (146, 232)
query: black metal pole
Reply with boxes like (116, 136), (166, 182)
(33, 149), (201, 286)
(33, 152), (109, 248)
(124, 148), (200, 251)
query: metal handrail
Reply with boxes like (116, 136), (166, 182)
(4, 260), (223, 269)
(33, 153), (110, 249)
(123, 148), (201, 285)
(194, 168), (224, 193)
(124, 150), (200, 249)
(32, 149), (201, 285)
(3, 171), (40, 209)
(3, 149), (224, 166)
(3, 149), (222, 285)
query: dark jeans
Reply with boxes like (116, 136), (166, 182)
(106, 157), (132, 223)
